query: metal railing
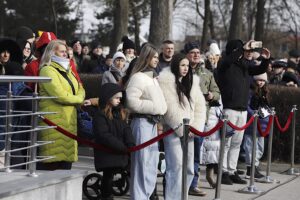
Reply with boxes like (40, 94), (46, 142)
(0, 75), (55, 177)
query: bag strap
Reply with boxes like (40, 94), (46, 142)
(110, 71), (120, 82)
(52, 65), (76, 95)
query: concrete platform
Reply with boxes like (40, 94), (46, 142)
(0, 169), (87, 200)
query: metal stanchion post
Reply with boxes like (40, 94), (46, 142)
(4, 83), (13, 173)
(287, 105), (299, 175)
(181, 118), (190, 200)
(214, 115), (227, 200)
(28, 83), (39, 177)
(239, 111), (263, 194)
(257, 107), (278, 183)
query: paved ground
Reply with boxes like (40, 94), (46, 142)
(76, 147), (300, 200)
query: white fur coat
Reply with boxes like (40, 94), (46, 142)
(158, 68), (206, 137)
(126, 72), (167, 115)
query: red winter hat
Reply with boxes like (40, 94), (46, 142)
(36, 32), (57, 49)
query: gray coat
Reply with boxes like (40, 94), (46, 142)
(101, 65), (128, 85)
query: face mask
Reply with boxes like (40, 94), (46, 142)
(51, 55), (70, 71)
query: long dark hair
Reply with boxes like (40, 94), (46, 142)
(170, 53), (193, 104)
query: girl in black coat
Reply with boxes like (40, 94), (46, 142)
(93, 83), (135, 200)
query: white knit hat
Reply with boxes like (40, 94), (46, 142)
(112, 51), (126, 63)
(209, 43), (221, 56)
(253, 72), (268, 82)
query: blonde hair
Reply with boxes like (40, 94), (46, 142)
(129, 44), (158, 77)
(39, 39), (67, 69)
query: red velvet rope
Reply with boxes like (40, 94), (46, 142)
(228, 116), (255, 131)
(257, 116), (273, 137)
(274, 112), (294, 133)
(41, 117), (175, 154)
(189, 120), (224, 137)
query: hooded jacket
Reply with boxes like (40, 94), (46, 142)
(158, 68), (206, 136)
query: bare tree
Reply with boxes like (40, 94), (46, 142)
(201, 0), (210, 50)
(228, 0), (244, 40)
(111, 0), (129, 53)
(149, 0), (173, 48)
(255, 0), (266, 41)
(47, 0), (58, 35)
(0, 0), (5, 37)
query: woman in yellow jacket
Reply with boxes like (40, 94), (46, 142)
(38, 40), (85, 170)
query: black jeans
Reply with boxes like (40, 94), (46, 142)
(101, 168), (115, 198)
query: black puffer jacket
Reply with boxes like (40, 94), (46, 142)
(217, 56), (270, 111)
(93, 108), (135, 171)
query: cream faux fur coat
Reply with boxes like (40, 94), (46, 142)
(158, 68), (206, 137)
(126, 71), (167, 115)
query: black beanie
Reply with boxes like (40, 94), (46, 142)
(288, 49), (300, 58)
(225, 39), (243, 55)
(90, 40), (102, 50)
(15, 26), (34, 42)
(184, 41), (200, 54)
(122, 36), (135, 52)
(282, 71), (299, 85)
(98, 83), (123, 108)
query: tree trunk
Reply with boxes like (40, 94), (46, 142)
(228, 0), (244, 40)
(209, 9), (216, 40)
(111, 0), (129, 54)
(130, 1), (141, 53)
(49, 0), (58, 36)
(0, 0), (5, 37)
(149, 0), (172, 48)
(201, 0), (211, 51)
(255, 0), (266, 41)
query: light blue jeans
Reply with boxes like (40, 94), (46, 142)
(243, 133), (264, 166)
(130, 118), (159, 200)
(163, 132), (194, 200)
(222, 109), (247, 174)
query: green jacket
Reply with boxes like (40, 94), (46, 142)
(38, 62), (85, 163)
(194, 64), (220, 119)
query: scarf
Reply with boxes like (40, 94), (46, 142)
(51, 55), (70, 71)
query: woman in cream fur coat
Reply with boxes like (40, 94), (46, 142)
(126, 44), (167, 200)
(158, 53), (206, 200)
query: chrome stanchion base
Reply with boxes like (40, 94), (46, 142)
(256, 176), (280, 184)
(286, 168), (300, 175)
(238, 185), (263, 194)
(27, 172), (38, 177)
(5, 168), (12, 173)
(213, 198), (221, 200)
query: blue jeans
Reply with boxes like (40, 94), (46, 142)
(243, 133), (264, 166)
(164, 133), (194, 200)
(190, 136), (204, 188)
(130, 118), (159, 200)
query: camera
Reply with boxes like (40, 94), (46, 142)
(250, 41), (262, 49)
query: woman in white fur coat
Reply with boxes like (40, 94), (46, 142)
(126, 44), (167, 200)
(158, 53), (206, 200)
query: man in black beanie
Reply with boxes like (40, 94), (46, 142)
(217, 39), (271, 185)
(121, 36), (136, 65)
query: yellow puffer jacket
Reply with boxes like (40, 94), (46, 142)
(38, 62), (85, 163)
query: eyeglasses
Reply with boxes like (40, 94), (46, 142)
(189, 51), (200, 55)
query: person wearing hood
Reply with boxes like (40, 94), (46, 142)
(37, 39), (85, 170)
(93, 83), (135, 200)
(158, 53), (206, 200)
(217, 39), (271, 185)
(82, 41), (106, 73)
(101, 51), (127, 85)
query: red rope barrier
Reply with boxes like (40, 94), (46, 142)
(189, 120), (224, 137)
(41, 117), (176, 154)
(274, 112), (294, 132)
(228, 116), (255, 131)
(257, 116), (273, 137)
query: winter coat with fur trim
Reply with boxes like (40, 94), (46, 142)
(158, 68), (206, 137)
(126, 71), (167, 115)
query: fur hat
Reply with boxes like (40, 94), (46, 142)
(272, 60), (288, 69)
(112, 51), (126, 63)
(282, 71), (299, 85)
(253, 73), (268, 82)
(184, 41), (200, 54)
(35, 32), (57, 49)
(122, 36), (135, 52)
(225, 39), (243, 55)
(208, 43), (221, 56)
(0, 38), (23, 64)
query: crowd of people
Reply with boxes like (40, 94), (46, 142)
(1, 25), (300, 200)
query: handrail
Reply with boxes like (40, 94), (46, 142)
(0, 75), (51, 82)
